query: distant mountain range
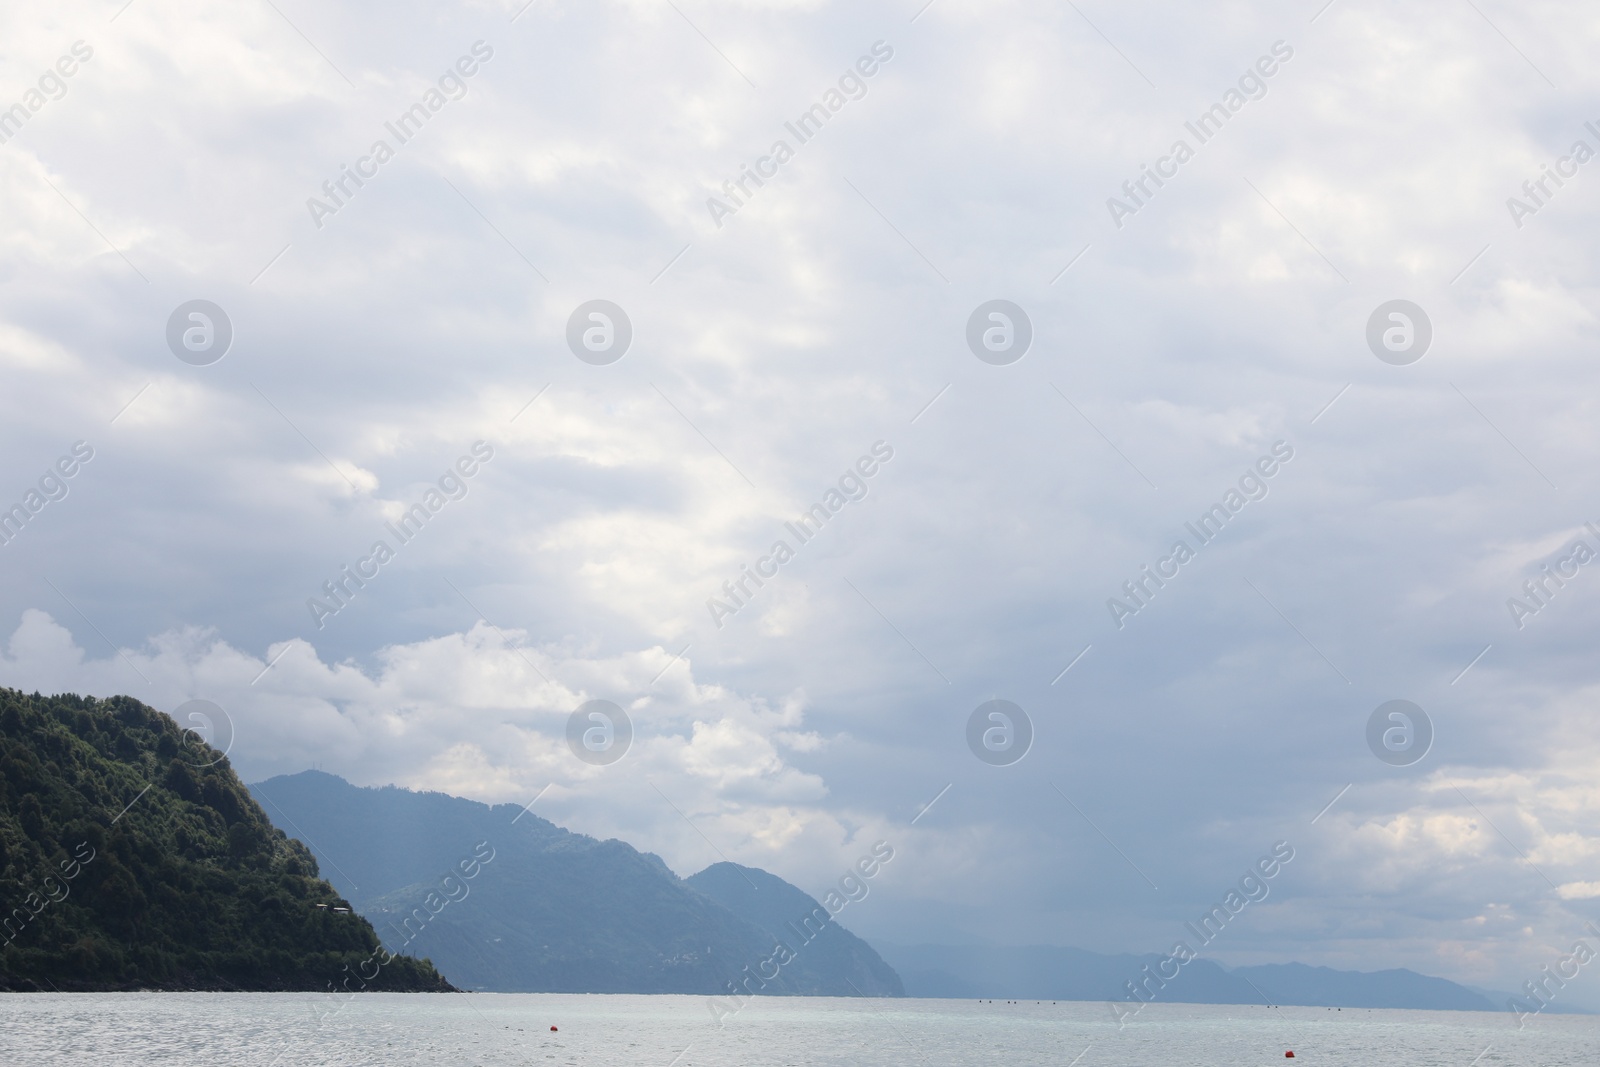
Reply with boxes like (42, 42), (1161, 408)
(2, 689), (1574, 1010)
(249, 770), (902, 996)
(879, 944), (1582, 1015)
(251, 770), (1552, 1014)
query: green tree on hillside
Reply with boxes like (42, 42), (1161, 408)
(0, 688), (453, 992)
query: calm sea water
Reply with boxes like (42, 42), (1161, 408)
(0, 993), (1591, 1066)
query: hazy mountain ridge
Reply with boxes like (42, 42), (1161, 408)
(251, 770), (903, 996)
(251, 771), (1560, 1012)
(688, 862), (905, 997)
(879, 943), (1516, 1012)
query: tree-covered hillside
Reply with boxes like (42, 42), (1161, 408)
(0, 689), (452, 992)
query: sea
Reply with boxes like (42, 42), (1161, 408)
(0, 993), (1592, 1066)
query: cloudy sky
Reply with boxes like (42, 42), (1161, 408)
(5, 0), (1600, 1005)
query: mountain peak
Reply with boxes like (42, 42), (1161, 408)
(687, 862), (904, 997)
(251, 771), (903, 996)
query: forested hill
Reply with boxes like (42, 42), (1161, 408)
(0, 689), (452, 992)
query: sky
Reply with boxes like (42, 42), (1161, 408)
(3, 0), (1600, 1008)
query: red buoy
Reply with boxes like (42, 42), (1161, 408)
(550, 1026), (558, 1032)
(1285, 1052), (1295, 1058)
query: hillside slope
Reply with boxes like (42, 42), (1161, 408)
(0, 690), (451, 992)
(252, 770), (903, 996)
(687, 862), (904, 996)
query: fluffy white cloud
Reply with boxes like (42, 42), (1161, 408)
(0, 609), (850, 871)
